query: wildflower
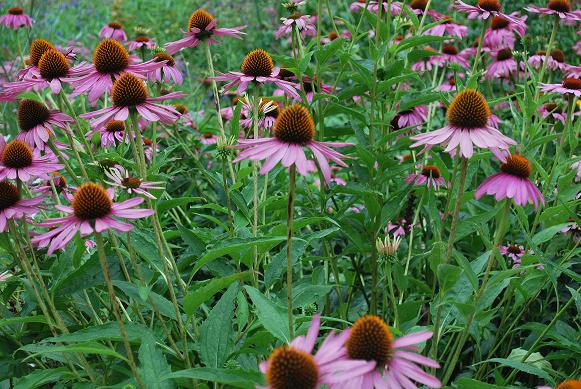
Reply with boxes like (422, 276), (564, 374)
(104, 165), (164, 199)
(240, 97), (280, 130)
(539, 102), (567, 124)
(0, 7), (33, 29)
(259, 315), (376, 389)
(342, 315), (442, 388)
(431, 45), (470, 69)
(199, 132), (219, 145)
(410, 89), (516, 159)
(66, 39), (165, 105)
(99, 22), (127, 41)
(233, 105), (351, 182)
(79, 73), (184, 129)
(0, 181), (43, 232)
(213, 49), (301, 99)
(148, 52), (183, 85)
(455, 0), (526, 25)
(483, 14), (527, 49)
(32, 182), (154, 255)
(165, 9), (245, 54)
(475, 154), (544, 208)
(350, 0), (403, 15)
(275, 13), (316, 39)
(527, 0), (581, 24)
(405, 165), (447, 190)
(376, 235), (402, 258)
(424, 16), (468, 38)
(540, 77), (581, 97)
(127, 36), (156, 51)
(15, 99), (73, 151)
(86, 120), (132, 148)
(486, 48), (518, 79)
(0, 138), (63, 182)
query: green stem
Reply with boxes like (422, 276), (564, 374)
(287, 165), (297, 338)
(399, 190), (425, 304)
(59, 91), (95, 161)
(470, 19), (490, 77)
(445, 158), (468, 260)
(536, 16), (559, 91)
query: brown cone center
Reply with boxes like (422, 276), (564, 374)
(0, 182), (20, 211)
(422, 165), (441, 178)
(29, 39), (56, 67)
(478, 0), (501, 11)
(2, 140), (33, 168)
(38, 49), (70, 79)
(447, 89), (491, 129)
(72, 183), (113, 220)
(17, 99), (50, 132)
(93, 39), (130, 74)
(548, 0), (571, 12)
(241, 49), (274, 78)
(111, 73), (148, 107)
(274, 105), (315, 145)
(266, 346), (319, 389)
(500, 154), (532, 179)
(346, 315), (394, 368)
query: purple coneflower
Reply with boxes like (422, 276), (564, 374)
(213, 49), (301, 99)
(276, 13), (317, 38)
(104, 165), (164, 199)
(66, 39), (164, 105)
(424, 16), (468, 38)
(127, 36), (156, 51)
(499, 243), (527, 267)
(410, 89), (516, 159)
(233, 105), (350, 182)
(539, 102), (567, 124)
(538, 379), (581, 389)
(483, 14), (527, 49)
(86, 120), (132, 148)
(165, 9), (245, 54)
(455, 0), (526, 25)
(199, 133), (219, 145)
(350, 0), (403, 15)
(16, 99), (73, 151)
(526, 49), (568, 72)
(395, 106), (428, 129)
(527, 0), (581, 24)
(431, 45), (470, 69)
(79, 73), (183, 129)
(540, 77), (581, 97)
(475, 154), (544, 208)
(147, 52), (183, 85)
(258, 315), (375, 389)
(405, 165), (447, 190)
(0, 139), (63, 182)
(99, 22), (127, 41)
(32, 182), (154, 255)
(0, 7), (32, 29)
(342, 315), (442, 388)
(240, 97), (279, 130)
(486, 48), (518, 79)
(0, 181), (43, 232)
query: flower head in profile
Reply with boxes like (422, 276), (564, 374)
(213, 49), (301, 99)
(86, 120), (133, 148)
(165, 9), (245, 54)
(127, 35), (157, 51)
(66, 39), (165, 105)
(342, 315), (442, 388)
(424, 16), (468, 38)
(148, 51), (183, 85)
(104, 165), (164, 199)
(539, 102), (567, 124)
(0, 138), (63, 182)
(405, 165), (447, 190)
(431, 45), (470, 69)
(258, 315), (376, 389)
(475, 154), (544, 208)
(527, 0), (581, 24)
(486, 48), (518, 79)
(540, 77), (581, 97)
(276, 13), (316, 38)
(16, 99), (73, 151)
(350, 0), (403, 16)
(483, 14), (527, 49)
(0, 7), (33, 29)
(233, 105), (351, 182)
(410, 89), (516, 159)
(240, 97), (280, 130)
(32, 182), (154, 255)
(499, 242), (529, 267)
(527, 49), (568, 72)
(455, 0), (526, 25)
(0, 181), (43, 232)
(100, 22), (127, 41)
(79, 73), (184, 129)
(376, 235), (402, 258)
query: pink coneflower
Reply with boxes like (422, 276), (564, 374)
(104, 165), (164, 199)
(436, 75), (459, 92)
(566, 64), (581, 78)
(142, 137), (156, 162)
(240, 97), (279, 130)
(342, 315), (442, 388)
(0, 48), (91, 95)
(540, 77), (581, 97)
(127, 36), (157, 51)
(455, 0), (525, 25)
(431, 45), (470, 69)
(409, 0), (444, 19)
(320, 30), (351, 44)
(0, 7), (33, 29)
(350, 0), (403, 15)
(15, 99), (73, 151)
(233, 105), (350, 182)
(86, 120), (132, 148)
(66, 39), (164, 105)
(0, 139), (63, 182)
(526, 50), (568, 71)
(100, 22), (127, 41)
(561, 220), (581, 242)
(259, 314), (375, 389)
(165, 9), (245, 54)
(276, 13), (316, 38)
(0, 181), (43, 232)
(411, 47), (439, 72)
(32, 182), (154, 255)
(486, 48), (518, 79)
(147, 52), (183, 85)
(405, 165), (447, 190)
(527, 0), (581, 24)
(387, 218), (410, 237)
(575, 40), (581, 56)
(424, 17), (468, 38)
(410, 89), (516, 159)
(499, 243), (527, 267)
(475, 154), (544, 208)
(484, 14), (527, 49)
(539, 102), (567, 123)
(395, 106), (428, 129)
(571, 159), (581, 182)
(212, 49), (301, 100)
(79, 73), (183, 129)
(199, 132), (219, 145)
(33, 172), (73, 201)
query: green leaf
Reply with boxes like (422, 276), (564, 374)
(138, 333), (174, 389)
(437, 264), (462, 291)
(21, 342), (128, 362)
(157, 196), (204, 214)
(456, 378), (513, 389)
(53, 251), (122, 294)
(113, 280), (177, 320)
(244, 286), (290, 342)
(199, 283), (239, 368)
(0, 315), (48, 328)
(532, 223), (571, 245)
(184, 272), (249, 316)
(566, 286), (581, 317)
(162, 368), (263, 389)
(14, 367), (77, 389)
(482, 358), (552, 381)
(43, 322), (150, 344)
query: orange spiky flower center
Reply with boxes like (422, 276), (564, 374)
(111, 73), (148, 107)
(241, 49), (274, 78)
(422, 165), (441, 178)
(346, 315), (394, 368)
(2, 140), (33, 169)
(0, 182), (21, 211)
(548, 0), (571, 13)
(93, 38), (130, 74)
(188, 9), (214, 31)
(72, 183), (112, 220)
(478, 0), (501, 12)
(500, 154), (532, 179)
(17, 99), (50, 132)
(274, 105), (315, 145)
(29, 39), (56, 67)
(105, 120), (125, 133)
(266, 346), (319, 389)
(447, 89), (491, 129)
(38, 49), (70, 79)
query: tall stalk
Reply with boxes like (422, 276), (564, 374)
(286, 165), (297, 338)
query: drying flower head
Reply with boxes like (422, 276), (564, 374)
(127, 36), (157, 51)
(276, 13), (317, 39)
(148, 51), (183, 85)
